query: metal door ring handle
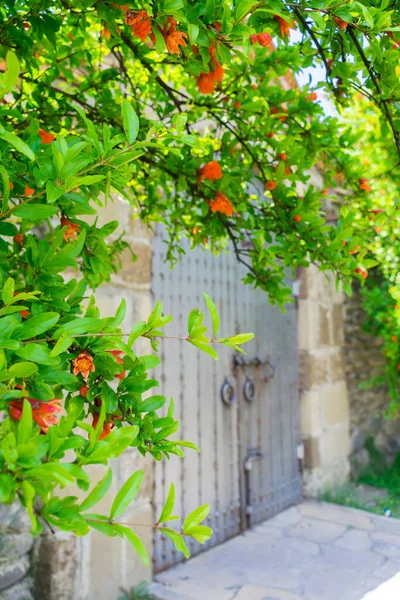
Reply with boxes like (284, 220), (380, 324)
(243, 378), (256, 402)
(221, 380), (236, 406)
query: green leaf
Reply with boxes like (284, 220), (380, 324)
(0, 474), (17, 503)
(49, 333), (73, 357)
(159, 527), (190, 558)
(187, 23), (199, 44)
(121, 99), (139, 145)
(188, 338), (218, 360)
(203, 293), (219, 338)
(0, 51), (20, 96)
(154, 421), (179, 442)
(54, 317), (102, 336)
(128, 321), (150, 347)
(185, 524), (212, 543)
(15, 343), (59, 366)
(46, 180), (65, 203)
(0, 166), (10, 212)
(4, 362), (38, 379)
(80, 468), (113, 512)
(157, 483), (175, 524)
(188, 308), (201, 335)
(86, 519), (119, 537)
(66, 175), (105, 191)
(119, 526), (149, 565)
(17, 399), (32, 445)
(136, 395), (166, 413)
(218, 333), (255, 345)
(235, 0), (258, 22)
(17, 312), (60, 339)
(13, 204), (58, 219)
(152, 26), (167, 54)
(2, 277), (15, 305)
(110, 469), (144, 519)
(0, 129), (35, 161)
(100, 381), (118, 413)
(183, 504), (210, 533)
(21, 480), (41, 535)
(174, 440), (200, 452)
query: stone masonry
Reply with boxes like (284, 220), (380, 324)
(343, 284), (400, 470)
(298, 265), (350, 495)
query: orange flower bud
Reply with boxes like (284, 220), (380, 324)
(197, 161), (223, 182)
(258, 32), (272, 47)
(355, 267), (368, 279)
(38, 129), (55, 144)
(265, 181), (276, 191)
(334, 16), (348, 29)
(79, 385), (90, 398)
(24, 186), (35, 197)
(294, 214), (302, 222)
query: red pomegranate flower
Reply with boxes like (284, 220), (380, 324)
(72, 351), (95, 379)
(106, 349), (126, 379)
(38, 129), (55, 144)
(359, 178), (371, 192)
(197, 161), (223, 182)
(274, 15), (296, 38)
(60, 216), (80, 242)
(10, 397), (62, 434)
(208, 192), (234, 217)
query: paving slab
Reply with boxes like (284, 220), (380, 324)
(150, 501), (400, 600)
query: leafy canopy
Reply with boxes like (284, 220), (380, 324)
(0, 0), (399, 557)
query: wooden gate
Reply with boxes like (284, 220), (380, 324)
(152, 230), (302, 573)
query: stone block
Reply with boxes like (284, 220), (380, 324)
(299, 351), (329, 390)
(303, 437), (321, 469)
(303, 457), (350, 497)
(116, 243), (152, 286)
(318, 305), (330, 346)
(350, 429), (366, 452)
(32, 532), (78, 600)
(86, 195), (131, 235)
(298, 300), (319, 351)
(129, 218), (154, 242)
(329, 350), (345, 382)
(322, 382), (349, 427)
(300, 390), (321, 437)
(0, 533), (33, 563)
(320, 426), (350, 464)
(0, 556), (29, 592)
(0, 577), (33, 600)
(331, 303), (344, 346)
(298, 266), (318, 300)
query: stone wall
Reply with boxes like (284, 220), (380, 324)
(298, 265), (350, 496)
(0, 503), (33, 600)
(343, 284), (400, 469)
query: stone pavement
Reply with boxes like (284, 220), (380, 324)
(150, 500), (400, 600)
